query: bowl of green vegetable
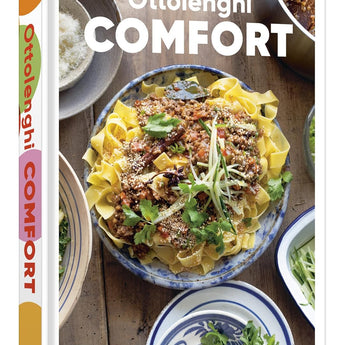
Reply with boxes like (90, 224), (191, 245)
(59, 152), (92, 327)
(303, 106), (315, 181)
(275, 206), (315, 327)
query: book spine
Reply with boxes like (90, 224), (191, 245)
(19, 1), (42, 344)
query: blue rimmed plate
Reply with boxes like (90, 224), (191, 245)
(275, 206), (315, 327)
(59, 152), (92, 327)
(147, 280), (294, 345)
(85, 64), (290, 290)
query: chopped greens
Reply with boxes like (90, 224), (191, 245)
(134, 224), (156, 245)
(169, 142), (186, 153)
(241, 321), (279, 345)
(290, 242), (315, 309)
(201, 320), (279, 345)
(178, 173), (208, 196)
(122, 200), (160, 245)
(191, 220), (233, 254)
(243, 218), (252, 227)
(139, 199), (159, 222)
(59, 208), (70, 279)
(181, 197), (209, 228)
(122, 205), (142, 226)
(142, 113), (180, 138)
(267, 171), (293, 201)
(201, 322), (229, 345)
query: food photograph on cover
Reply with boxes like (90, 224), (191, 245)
(58, 0), (315, 344)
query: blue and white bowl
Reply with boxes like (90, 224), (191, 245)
(147, 280), (294, 345)
(157, 310), (246, 345)
(275, 206), (315, 327)
(85, 65), (290, 290)
(59, 152), (92, 327)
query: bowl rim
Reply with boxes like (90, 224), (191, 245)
(85, 64), (291, 289)
(278, 0), (315, 42)
(275, 205), (315, 328)
(59, 152), (93, 327)
(58, 0), (95, 91)
(59, 0), (123, 120)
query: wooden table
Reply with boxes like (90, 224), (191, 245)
(59, 2), (315, 344)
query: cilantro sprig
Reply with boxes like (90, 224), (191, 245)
(267, 171), (293, 201)
(240, 321), (279, 345)
(201, 320), (279, 345)
(201, 322), (228, 345)
(191, 220), (232, 254)
(122, 199), (159, 245)
(178, 173), (208, 196)
(182, 198), (209, 228)
(142, 113), (180, 138)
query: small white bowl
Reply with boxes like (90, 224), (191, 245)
(275, 207), (315, 327)
(59, 0), (94, 92)
(156, 309), (246, 345)
(59, 152), (92, 327)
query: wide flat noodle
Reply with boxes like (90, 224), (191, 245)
(84, 75), (290, 276)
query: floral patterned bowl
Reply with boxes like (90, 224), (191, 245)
(156, 310), (246, 345)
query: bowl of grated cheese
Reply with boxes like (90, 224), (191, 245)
(59, 0), (94, 91)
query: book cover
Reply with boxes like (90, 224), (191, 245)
(20, 0), (317, 344)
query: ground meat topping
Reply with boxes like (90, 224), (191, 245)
(106, 93), (263, 250)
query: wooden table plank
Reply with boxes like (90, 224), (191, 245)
(59, 110), (109, 345)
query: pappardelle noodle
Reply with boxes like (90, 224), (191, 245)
(83, 76), (290, 275)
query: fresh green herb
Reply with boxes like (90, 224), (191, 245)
(201, 322), (229, 345)
(142, 113), (180, 138)
(182, 198), (208, 228)
(139, 199), (159, 222)
(122, 200), (160, 244)
(243, 218), (252, 227)
(201, 320), (279, 345)
(219, 196), (236, 234)
(267, 171), (293, 201)
(122, 205), (142, 226)
(290, 243), (315, 309)
(191, 220), (232, 254)
(178, 173), (208, 196)
(241, 320), (279, 345)
(169, 142), (186, 154)
(59, 209), (70, 279)
(134, 224), (156, 245)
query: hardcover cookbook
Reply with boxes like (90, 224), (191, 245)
(19, 0), (316, 344)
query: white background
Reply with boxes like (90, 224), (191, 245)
(0, 1), (342, 344)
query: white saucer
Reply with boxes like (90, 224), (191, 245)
(147, 280), (294, 345)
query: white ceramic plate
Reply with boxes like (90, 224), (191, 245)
(275, 206), (315, 327)
(59, 153), (92, 327)
(147, 280), (294, 345)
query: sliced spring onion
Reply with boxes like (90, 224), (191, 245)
(289, 245), (315, 309)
